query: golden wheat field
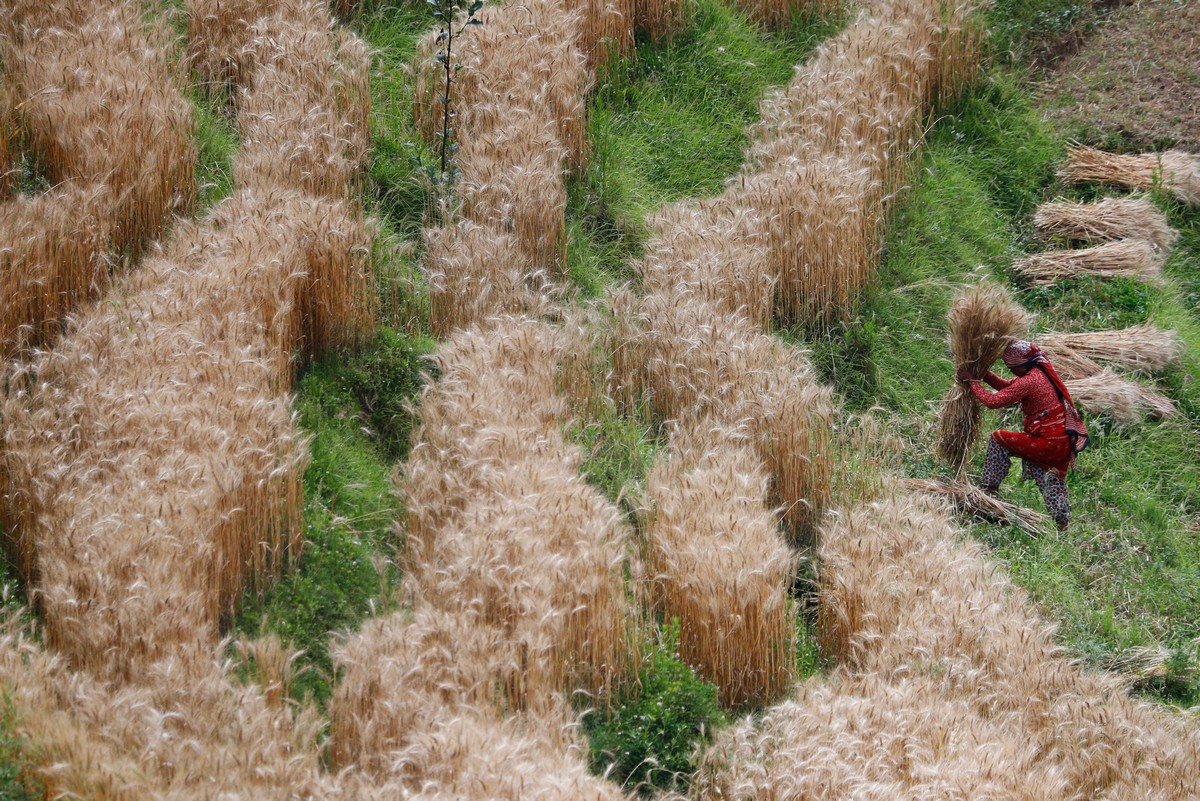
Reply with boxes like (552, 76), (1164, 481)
(1, 0), (1199, 796)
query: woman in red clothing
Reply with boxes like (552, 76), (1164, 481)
(955, 339), (1088, 530)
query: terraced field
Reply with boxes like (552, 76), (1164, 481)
(1, 0), (1198, 797)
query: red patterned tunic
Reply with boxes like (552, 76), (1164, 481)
(969, 369), (1072, 478)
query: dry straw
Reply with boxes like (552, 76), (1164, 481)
(330, 608), (625, 799)
(0, 0), (380, 795)
(0, 615), (344, 801)
(936, 282), (1030, 474)
(424, 219), (554, 338)
(1013, 239), (1166, 285)
(1033, 195), (1179, 253)
(605, 0), (987, 704)
(1040, 324), (1181, 379)
(1065, 368), (1176, 423)
(330, 318), (635, 794)
(0, 84), (15, 197)
(897, 476), (1048, 532)
(740, 0), (986, 326)
(1059, 144), (1200, 207)
(733, 0), (839, 29)
(634, 0), (688, 41)
(567, 0), (635, 72)
(412, 0), (590, 326)
(1, 0), (373, 689)
(398, 318), (634, 707)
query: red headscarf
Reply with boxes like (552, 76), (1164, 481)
(1002, 339), (1090, 458)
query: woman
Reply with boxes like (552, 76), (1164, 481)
(955, 339), (1088, 530)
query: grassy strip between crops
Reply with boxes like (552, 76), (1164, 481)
(224, 0), (440, 709)
(233, 328), (434, 707)
(809, 62), (1200, 702)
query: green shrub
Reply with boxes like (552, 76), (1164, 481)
(584, 621), (726, 794)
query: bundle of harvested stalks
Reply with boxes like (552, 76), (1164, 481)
(1059, 145), (1200, 207)
(936, 283), (1029, 474)
(897, 477), (1047, 533)
(1013, 239), (1165, 285)
(1064, 368), (1176, 423)
(1033, 195), (1178, 252)
(1041, 324), (1180, 378)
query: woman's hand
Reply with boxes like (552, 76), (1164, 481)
(955, 366), (975, 383)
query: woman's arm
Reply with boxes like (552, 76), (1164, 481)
(968, 373), (1031, 409)
(983, 371), (1011, 390)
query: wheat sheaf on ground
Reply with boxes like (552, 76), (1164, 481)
(1064, 368), (1176, 423)
(936, 282), (1030, 474)
(1040, 324), (1182, 379)
(897, 476), (1049, 531)
(1059, 144), (1200, 207)
(693, 495), (1200, 799)
(1033, 195), (1179, 252)
(0, 0), (195, 359)
(1013, 238), (1166, 285)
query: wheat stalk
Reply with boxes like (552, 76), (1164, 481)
(694, 494), (1200, 799)
(1064, 368), (1176, 423)
(1040, 324), (1181, 378)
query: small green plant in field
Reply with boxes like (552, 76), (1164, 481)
(584, 620), (726, 795)
(0, 698), (46, 801)
(425, 0), (484, 203)
(333, 327), (437, 461)
(192, 90), (238, 213)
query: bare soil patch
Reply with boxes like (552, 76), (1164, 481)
(1038, 0), (1200, 150)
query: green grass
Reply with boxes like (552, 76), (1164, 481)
(567, 0), (846, 294)
(192, 88), (238, 214)
(567, 402), (660, 525)
(233, 328), (433, 706)
(985, 0), (1101, 67)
